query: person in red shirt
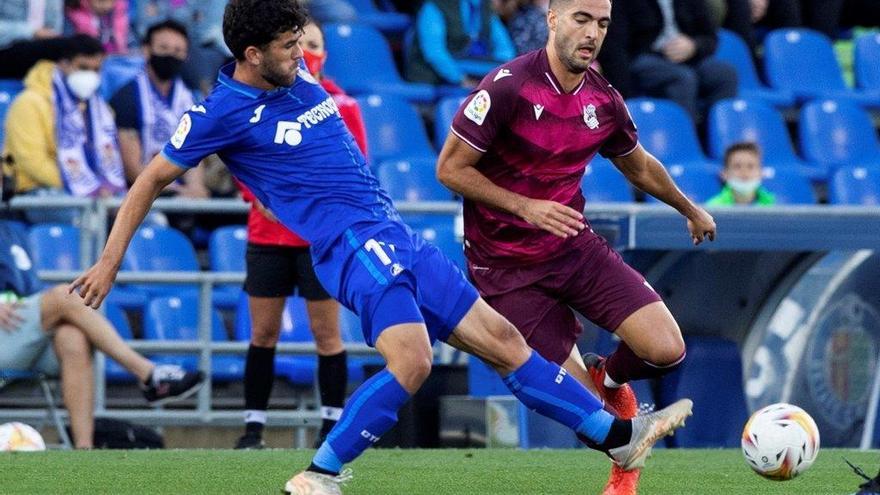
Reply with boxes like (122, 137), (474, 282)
(235, 19), (368, 449)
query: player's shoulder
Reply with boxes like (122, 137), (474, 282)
(482, 50), (545, 90)
(585, 67), (624, 100)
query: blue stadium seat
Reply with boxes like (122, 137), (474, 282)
(104, 303), (137, 383)
(145, 295), (244, 382)
(799, 99), (880, 170)
(357, 94), (436, 163)
(0, 79), (23, 145)
(375, 158), (451, 202)
(761, 167), (816, 204)
(346, 0), (411, 34)
(324, 23), (435, 103)
(708, 98), (827, 181)
(581, 155), (633, 203)
(855, 33), (880, 93)
(714, 29), (795, 107)
(28, 224), (81, 271)
(657, 336), (749, 447)
(101, 55), (144, 100)
(646, 164), (721, 204)
(829, 166), (880, 205)
(405, 214), (465, 269)
(207, 225), (247, 310)
(434, 96), (466, 150)
(764, 29), (880, 107)
(123, 226), (199, 297)
(626, 98), (708, 165)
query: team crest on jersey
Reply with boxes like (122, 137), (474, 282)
(170, 113), (192, 149)
(464, 90), (491, 126)
(583, 104), (599, 129)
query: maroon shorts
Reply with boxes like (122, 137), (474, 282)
(468, 233), (661, 365)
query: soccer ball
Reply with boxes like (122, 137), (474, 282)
(0, 422), (46, 452)
(741, 403), (820, 480)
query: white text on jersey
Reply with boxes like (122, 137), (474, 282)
(296, 96), (341, 129)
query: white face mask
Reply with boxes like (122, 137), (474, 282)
(66, 70), (101, 100)
(728, 178), (762, 196)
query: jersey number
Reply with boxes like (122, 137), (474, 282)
(274, 121), (303, 146)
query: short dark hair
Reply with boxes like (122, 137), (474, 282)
(58, 34), (105, 61)
(143, 19), (190, 46)
(223, 0), (310, 61)
(723, 142), (762, 168)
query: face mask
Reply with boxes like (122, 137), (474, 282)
(66, 70), (101, 100)
(728, 178), (761, 196)
(149, 54), (185, 81)
(302, 49), (326, 77)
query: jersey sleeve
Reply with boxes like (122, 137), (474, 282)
(161, 107), (229, 169)
(449, 69), (519, 153)
(598, 86), (639, 159)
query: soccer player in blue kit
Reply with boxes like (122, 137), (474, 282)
(69, 1), (693, 493)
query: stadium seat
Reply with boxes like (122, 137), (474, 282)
(799, 99), (880, 170)
(581, 155), (633, 203)
(0, 79), (23, 145)
(357, 94), (437, 163)
(375, 158), (451, 202)
(434, 96), (466, 150)
(764, 29), (880, 107)
(405, 214), (466, 269)
(646, 164), (721, 204)
(104, 303), (137, 383)
(707, 98), (827, 181)
(100, 55), (144, 100)
(829, 166), (880, 205)
(345, 0), (411, 34)
(855, 33), (880, 92)
(145, 295), (244, 382)
(626, 98), (708, 165)
(207, 225), (247, 309)
(761, 167), (816, 204)
(123, 226), (199, 297)
(324, 23), (435, 103)
(28, 224), (81, 271)
(714, 29), (795, 108)
(657, 336), (749, 448)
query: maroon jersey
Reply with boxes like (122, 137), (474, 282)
(451, 49), (638, 267)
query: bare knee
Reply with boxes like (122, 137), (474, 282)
(53, 324), (92, 364)
(484, 320), (531, 371)
(309, 316), (343, 355)
(387, 351), (432, 392)
(643, 328), (686, 366)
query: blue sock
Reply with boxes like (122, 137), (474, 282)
(311, 368), (410, 473)
(503, 351), (615, 444)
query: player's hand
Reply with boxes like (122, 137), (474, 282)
(0, 302), (24, 332)
(686, 207), (716, 245)
(68, 260), (119, 309)
(518, 198), (586, 238)
(663, 35), (697, 63)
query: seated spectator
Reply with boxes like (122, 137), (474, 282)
(722, 0), (800, 56)
(492, 0), (548, 55)
(0, 216), (204, 449)
(597, 0), (738, 122)
(4, 35), (125, 200)
(303, 0), (357, 23)
(109, 20), (207, 198)
(0, 0), (68, 80)
(406, 0), (516, 87)
(65, 0), (128, 55)
(707, 142), (776, 206)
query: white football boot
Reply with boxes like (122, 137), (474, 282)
(608, 398), (693, 471)
(284, 469), (352, 495)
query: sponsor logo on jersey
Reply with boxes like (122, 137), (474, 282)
(533, 104), (544, 120)
(249, 104), (266, 123)
(295, 96), (340, 129)
(464, 90), (491, 126)
(584, 104), (599, 129)
(274, 121), (303, 146)
(170, 113), (192, 149)
(493, 68), (512, 82)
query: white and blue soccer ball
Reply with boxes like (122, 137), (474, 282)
(741, 403), (820, 480)
(0, 422), (46, 452)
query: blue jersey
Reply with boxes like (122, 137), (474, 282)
(162, 63), (398, 256)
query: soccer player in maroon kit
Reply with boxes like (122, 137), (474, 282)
(437, 0), (716, 493)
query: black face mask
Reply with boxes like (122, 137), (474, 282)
(149, 54), (185, 81)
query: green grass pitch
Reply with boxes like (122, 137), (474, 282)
(0, 448), (876, 494)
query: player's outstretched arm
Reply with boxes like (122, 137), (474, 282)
(437, 134), (585, 238)
(612, 145), (716, 245)
(69, 154), (186, 308)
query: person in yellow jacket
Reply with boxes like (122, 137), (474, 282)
(4, 34), (125, 201)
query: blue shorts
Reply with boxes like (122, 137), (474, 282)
(313, 220), (478, 346)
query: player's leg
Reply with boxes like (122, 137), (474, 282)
(604, 302), (686, 387)
(51, 323), (94, 449)
(297, 248), (347, 443)
(237, 244), (297, 449)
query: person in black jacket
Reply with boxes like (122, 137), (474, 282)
(597, 0), (738, 121)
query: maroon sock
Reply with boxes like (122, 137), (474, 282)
(604, 341), (685, 384)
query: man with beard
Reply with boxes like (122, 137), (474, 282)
(437, 0), (716, 493)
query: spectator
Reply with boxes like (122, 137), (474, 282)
(131, 0), (231, 94)
(707, 142), (776, 206)
(65, 0), (129, 55)
(109, 20), (207, 198)
(0, 215), (204, 449)
(597, 0), (738, 122)
(406, 0), (516, 87)
(0, 0), (68, 80)
(4, 35), (125, 201)
(722, 0), (801, 56)
(303, 0), (357, 23)
(492, 0), (549, 55)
